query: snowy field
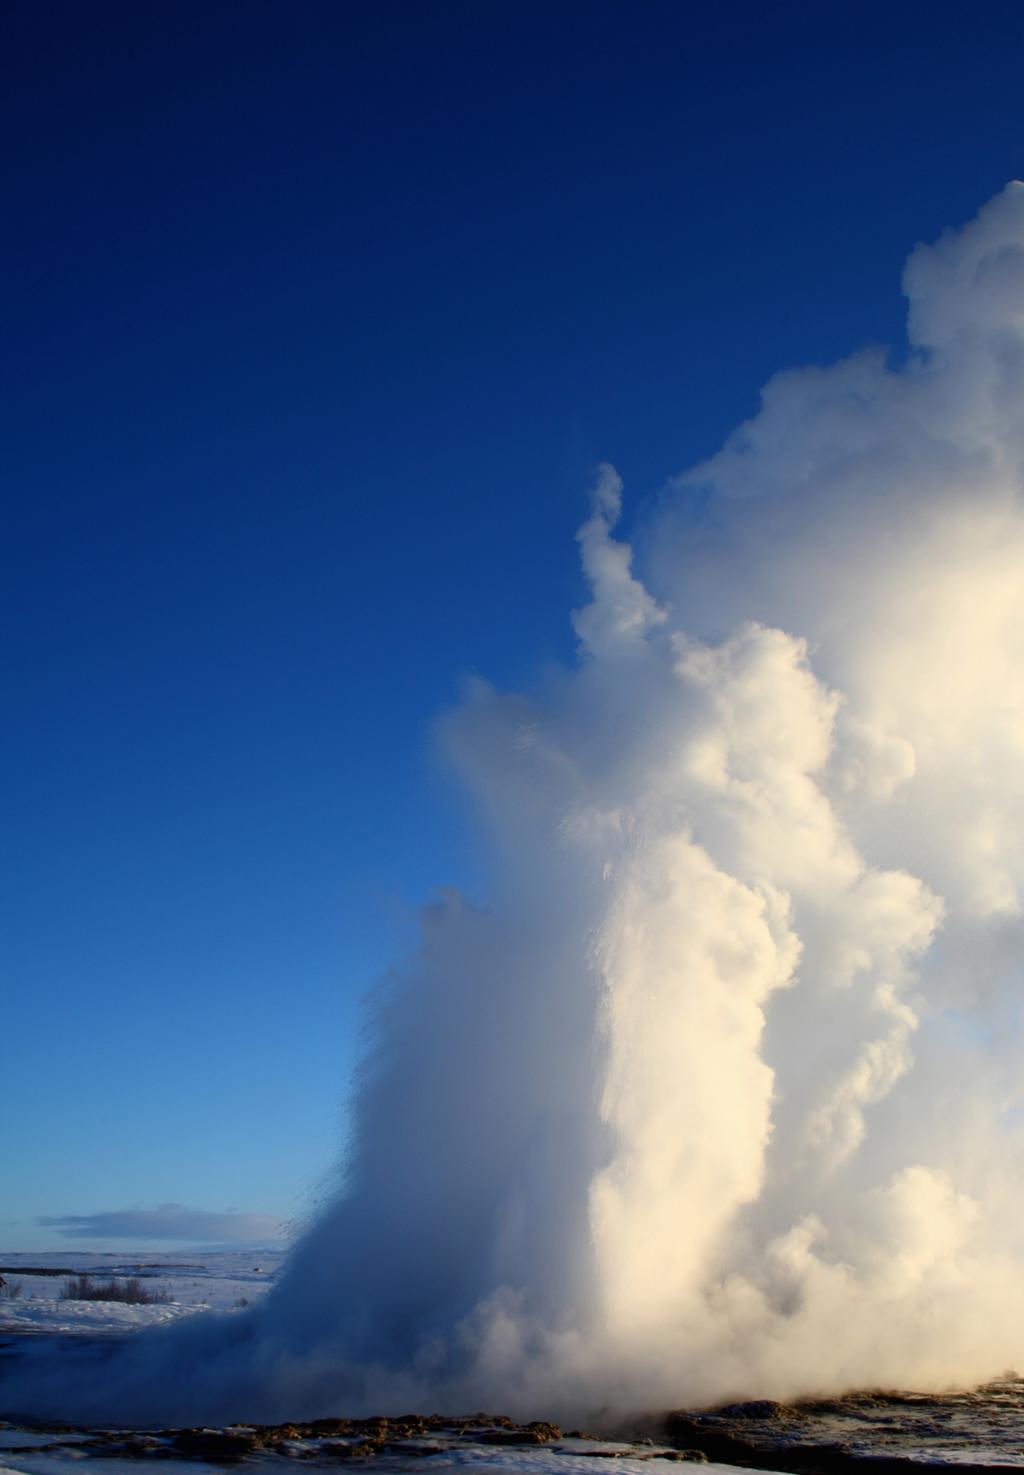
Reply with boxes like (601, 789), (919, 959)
(18, 1253), (1015, 1474)
(0, 1248), (285, 1336)
(0, 1436), (766, 1475)
(0, 1249), (751, 1475)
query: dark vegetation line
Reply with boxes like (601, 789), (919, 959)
(0, 1267), (82, 1277)
(0, 1267), (167, 1277)
(60, 1275), (170, 1305)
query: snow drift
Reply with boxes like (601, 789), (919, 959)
(6, 183), (1024, 1428)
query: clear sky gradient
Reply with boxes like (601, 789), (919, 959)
(4, 0), (1024, 1250)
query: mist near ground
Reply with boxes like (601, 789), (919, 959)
(5, 185), (1024, 1430)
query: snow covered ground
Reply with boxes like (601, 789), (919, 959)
(0, 1445), (779, 1475)
(0, 1251), (785, 1475)
(0, 1433), (767, 1475)
(1, 1250), (720, 1475)
(0, 1248), (285, 1336)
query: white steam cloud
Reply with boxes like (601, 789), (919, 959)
(6, 184), (1024, 1428)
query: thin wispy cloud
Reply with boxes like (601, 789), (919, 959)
(38, 1205), (287, 1244)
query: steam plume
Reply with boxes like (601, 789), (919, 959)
(6, 184), (1024, 1427)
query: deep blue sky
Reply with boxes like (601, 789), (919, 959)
(4, 0), (1023, 1250)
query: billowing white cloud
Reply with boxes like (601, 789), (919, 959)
(8, 184), (1024, 1428)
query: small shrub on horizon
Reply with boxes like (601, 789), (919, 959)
(61, 1274), (171, 1305)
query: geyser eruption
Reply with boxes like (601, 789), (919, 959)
(8, 184), (1024, 1427)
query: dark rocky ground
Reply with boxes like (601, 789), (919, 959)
(654, 1383), (1024, 1475)
(0, 1413), (707, 1468)
(3, 1371), (1022, 1473)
